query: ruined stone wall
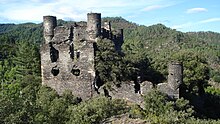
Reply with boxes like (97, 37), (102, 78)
(41, 15), (97, 100)
(98, 81), (153, 107)
(73, 25), (87, 42)
(101, 22), (124, 52)
(103, 61), (183, 106)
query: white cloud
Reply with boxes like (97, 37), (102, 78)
(171, 17), (220, 31)
(141, 0), (179, 12)
(186, 8), (207, 14)
(0, 0), (180, 23)
(141, 5), (164, 11)
(0, 0), (129, 22)
(199, 18), (220, 24)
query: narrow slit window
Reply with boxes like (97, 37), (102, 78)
(49, 43), (59, 62)
(69, 43), (74, 59)
(76, 51), (80, 59)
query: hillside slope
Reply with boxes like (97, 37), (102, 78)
(102, 17), (220, 82)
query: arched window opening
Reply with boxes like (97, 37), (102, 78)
(71, 65), (80, 76)
(51, 66), (59, 76)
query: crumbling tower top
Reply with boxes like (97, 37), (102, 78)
(104, 21), (111, 32)
(43, 16), (57, 43)
(87, 13), (101, 40)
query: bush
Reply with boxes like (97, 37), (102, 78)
(66, 97), (128, 124)
(129, 104), (145, 119)
(143, 90), (194, 124)
(213, 75), (220, 83)
(211, 70), (220, 83)
(205, 86), (220, 96)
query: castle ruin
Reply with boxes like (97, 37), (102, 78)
(40, 12), (183, 103)
(41, 13), (123, 100)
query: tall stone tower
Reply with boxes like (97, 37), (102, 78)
(168, 62), (183, 91)
(114, 29), (124, 51)
(157, 61), (183, 98)
(87, 13), (101, 40)
(43, 16), (57, 43)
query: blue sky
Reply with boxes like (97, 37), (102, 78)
(0, 0), (220, 32)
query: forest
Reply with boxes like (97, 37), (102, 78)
(0, 17), (220, 123)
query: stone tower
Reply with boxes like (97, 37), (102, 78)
(168, 62), (183, 91)
(87, 13), (101, 40)
(114, 29), (124, 51)
(157, 61), (183, 98)
(43, 16), (57, 43)
(40, 13), (124, 100)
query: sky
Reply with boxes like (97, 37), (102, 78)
(0, 0), (220, 32)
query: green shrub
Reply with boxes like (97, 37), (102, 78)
(186, 118), (220, 124)
(213, 75), (220, 83)
(143, 90), (194, 124)
(129, 104), (145, 119)
(205, 86), (220, 95)
(66, 97), (128, 124)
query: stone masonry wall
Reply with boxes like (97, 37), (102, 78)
(41, 14), (97, 100)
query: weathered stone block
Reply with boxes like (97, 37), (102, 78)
(140, 81), (153, 95)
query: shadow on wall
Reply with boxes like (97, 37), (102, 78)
(134, 66), (165, 86)
(49, 42), (59, 62)
(144, 67), (166, 85)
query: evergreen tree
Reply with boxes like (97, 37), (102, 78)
(172, 50), (210, 96)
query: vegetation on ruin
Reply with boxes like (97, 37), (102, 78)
(0, 17), (220, 123)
